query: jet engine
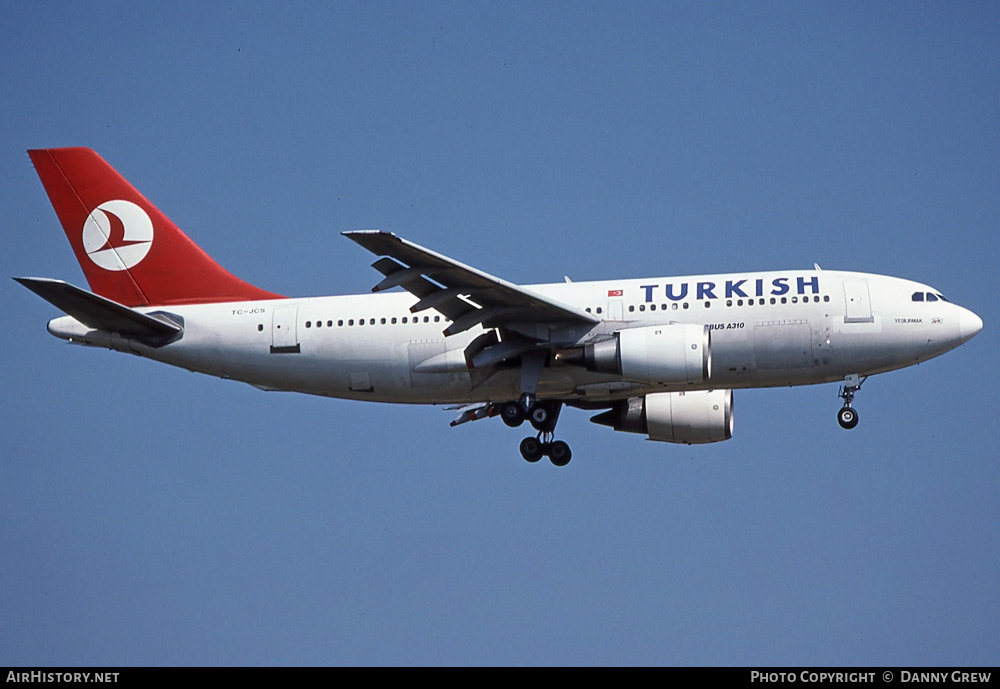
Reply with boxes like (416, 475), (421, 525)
(590, 389), (734, 444)
(560, 323), (710, 385)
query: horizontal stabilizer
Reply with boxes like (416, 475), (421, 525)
(15, 277), (182, 346)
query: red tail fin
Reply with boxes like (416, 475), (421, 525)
(28, 148), (283, 306)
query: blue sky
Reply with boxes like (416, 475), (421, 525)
(2, 2), (997, 666)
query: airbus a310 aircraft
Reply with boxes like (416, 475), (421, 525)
(18, 148), (982, 466)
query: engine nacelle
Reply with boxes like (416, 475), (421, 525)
(582, 323), (710, 385)
(590, 389), (734, 444)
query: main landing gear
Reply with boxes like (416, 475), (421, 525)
(837, 374), (867, 430)
(500, 398), (572, 466)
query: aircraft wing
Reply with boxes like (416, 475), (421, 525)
(343, 231), (599, 337)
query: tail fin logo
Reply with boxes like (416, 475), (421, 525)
(81, 200), (154, 271)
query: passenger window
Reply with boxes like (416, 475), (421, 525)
(305, 321), (311, 328)
(257, 324), (263, 332)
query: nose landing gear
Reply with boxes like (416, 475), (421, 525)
(837, 374), (867, 430)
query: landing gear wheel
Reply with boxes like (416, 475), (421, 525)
(547, 440), (572, 467)
(528, 401), (561, 433)
(530, 405), (550, 427)
(837, 406), (859, 430)
(501, 402), (525, 428)
(519, 436), (544, 463)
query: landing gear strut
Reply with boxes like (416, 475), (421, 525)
(837, 374), (867, 430)
(503, 398), (572, 466)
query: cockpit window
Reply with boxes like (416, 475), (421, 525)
(912, 291), (949, 303)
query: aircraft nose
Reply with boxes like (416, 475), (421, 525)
(959, 306), (983, 343)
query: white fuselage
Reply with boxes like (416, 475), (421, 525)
(47, 269), (982, 405)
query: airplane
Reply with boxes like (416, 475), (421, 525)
(17, 148), (983, 466)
